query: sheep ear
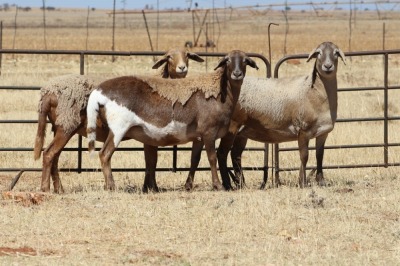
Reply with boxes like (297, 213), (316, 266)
(214, 56), (229, 70)
(245, 57), (259, 70)
(336, 49), (347, 65)
(152, 56), (169, 69)
(306, 48), (319, 62)
(187, 52), (204, 63)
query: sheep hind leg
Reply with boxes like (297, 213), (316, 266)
(315, 133), (328, 186)
(297, 132), (310, 188)
(143, 144), (159, 193)
(99, 132), (117, 191)
(230, 135), (248, 189)
(203, 138), (223, 191)
(184, 139), (204, 191)
(41, 129), (72, 193)
(50, 153), (64, 194)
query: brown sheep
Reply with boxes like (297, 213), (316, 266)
(34, 48), (204, 193)
(86, 50), (259, 192)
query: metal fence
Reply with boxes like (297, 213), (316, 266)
(1, 48), (399, 182)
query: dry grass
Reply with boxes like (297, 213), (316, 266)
(0, 7), (399, 265)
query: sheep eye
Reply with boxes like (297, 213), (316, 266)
(334, 50), (339, 57)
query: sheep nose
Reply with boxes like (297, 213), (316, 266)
(324, 63), (333, 70)
(233, 70), (243, 79)
(178, 65), (186, 71)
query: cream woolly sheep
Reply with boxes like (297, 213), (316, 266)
(217, 42), (346, 189)
(86, 50), (258, 192)
(34, 48), (204, 193)
(183, 42), (345, 190)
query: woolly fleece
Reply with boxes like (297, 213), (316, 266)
(39, 74), (105, 134)
(239, 73), (321, 123)
(134, 68), (224, 105)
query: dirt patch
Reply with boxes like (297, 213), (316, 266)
(0, 246), (37, 256)
(2, 191), (53, 206)
(0, 246), (57, 257)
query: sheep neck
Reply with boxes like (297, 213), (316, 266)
(314, 70), (338, 122)
(220, 67), (243, 107)
(225, 79), (243, 112)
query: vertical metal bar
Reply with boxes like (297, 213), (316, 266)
(382, 22), (386, 50)
(0, 21), (2, 76)
(142, 10), (156, 62)
(78, 53), (85, 174)
(192, 10), (196, 45)
(172, 146), (177, 172)
(80, 53), (85, 75)
(384, 53), (389, 167)
(274, 143), (280, 186)
(263, 143), (269, 185)
(111, 0), (116, 62)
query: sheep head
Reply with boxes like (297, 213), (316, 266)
(214, 50), (259, 81)
(306, 42), (346, 79)
(152, 48), (204, 79)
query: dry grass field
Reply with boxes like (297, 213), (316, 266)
(0, 7), (399, 265)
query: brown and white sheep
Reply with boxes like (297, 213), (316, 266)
(34, 48), (204, 193)
(216, 42), (346, 189)
(86, 50), (258, 192)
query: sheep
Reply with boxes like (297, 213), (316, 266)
(86, 50), (259, 192)
(216, 42), (346, 189)
(34, 48), (204, 193)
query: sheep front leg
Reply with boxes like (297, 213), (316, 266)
(230, 135), (248, 189)
(99, 133), (117, 191)
(297, 132), (310, 188)
(315, 133), (328, 186)
(204, 138), (223, 191)
(217, 133), (236, 190)
(184, 139), (204, 191)
(143, 144), (159, 193)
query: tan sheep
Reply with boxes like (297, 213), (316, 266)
(34, 48), (204, 193)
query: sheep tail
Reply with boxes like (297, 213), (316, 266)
(86, 91), (100, 156)
(34, 96), (49, 160)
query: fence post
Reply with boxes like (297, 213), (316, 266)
(77, 52), (85, 174)
(384, 53), (389, 167)
(0, 21), (2, 76)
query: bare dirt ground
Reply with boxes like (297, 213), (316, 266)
(0, 6), (399, 265)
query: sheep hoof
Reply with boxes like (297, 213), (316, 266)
(213, 182), (223, 191)
(184, 182), (193, 191)
(142, 185), (159, 193)
(222, 183), (234, 191)
(316, 173), (326, 186)
(104, 183), (116, 191)
(317, 179), (327, 187)
(53, 185), (65, 194)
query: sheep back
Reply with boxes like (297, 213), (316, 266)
(134, 69), (223, 106)
(39, 74), (105, 134)
(239, 75), (315, 122)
